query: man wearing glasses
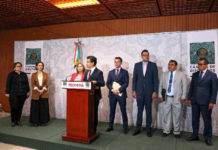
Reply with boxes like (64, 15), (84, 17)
(158, 60), (187, 138)
(132, 49), (158, 137)
(187, 58), (218, 146)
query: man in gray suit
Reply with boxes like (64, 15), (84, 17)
(158, 60), (187, 138)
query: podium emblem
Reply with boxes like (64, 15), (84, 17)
(63, 82), (67, 86)
(85, 82), (90, 88)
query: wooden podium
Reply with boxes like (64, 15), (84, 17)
(62, 81), (98, 144)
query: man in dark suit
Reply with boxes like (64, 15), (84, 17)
(132, 49), (158, 137)
(106, 57), (129, 134)
(83, 56), (105, 132)
(187, 58), (217, 146)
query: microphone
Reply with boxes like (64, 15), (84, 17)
(65, 74), (72, 81)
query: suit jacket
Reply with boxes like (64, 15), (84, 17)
(132, 61), (158, 99)
(31, 72), (49, 100)
(83, 67), (105, 101)
(106, 68), (129, 98)
(70, 73), (84, 81)
(188, 70), (218, 105)
(6, 71), (30, 96)
(158, 71), (187, 101)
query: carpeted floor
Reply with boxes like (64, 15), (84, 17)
(0, 117), (217, 150)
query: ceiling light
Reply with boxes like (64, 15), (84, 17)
(46, 0), (100, 9)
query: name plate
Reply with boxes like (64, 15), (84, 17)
(62, 82), (91, 90)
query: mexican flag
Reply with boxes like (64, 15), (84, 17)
(73, 41), (81, 69)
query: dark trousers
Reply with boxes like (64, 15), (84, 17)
(192, 103), (212, 140)
(29, 98), (50, 125)
(94, 98), (99, 132)
(136, 94), (152, 131)
(9, 95), (26, 123)
(109, 95), (128, 129)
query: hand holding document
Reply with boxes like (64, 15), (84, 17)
(112, 82), (122, 96)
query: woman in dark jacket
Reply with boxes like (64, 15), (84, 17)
(5, 62), (30, 127)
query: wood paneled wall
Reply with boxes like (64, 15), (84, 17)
(0, 12), (217, 111)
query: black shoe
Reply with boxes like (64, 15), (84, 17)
(162, 133), (169, 137)
(33, 124), (38, 127)
(11, 122), (16, 127)
(147, 131), (152, 137)
(174, 134), (181, 138)
(187, 136), (199, 141)
(40, 123), (47, 126)
(205, 140), (212, 146)
(123, 128), (128, 134)
(16, 121), (22, 126)
(106, 127), (113, 132)
(132, 129), (140, 136)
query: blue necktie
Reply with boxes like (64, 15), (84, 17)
(168, 72), (173, 93)
(199, 71), (203, 81)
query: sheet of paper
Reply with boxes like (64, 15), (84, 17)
(112, 82), (122, 96)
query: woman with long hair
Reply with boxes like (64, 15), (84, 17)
(30, 61), (50, 126)
(70, 63), (85, 81)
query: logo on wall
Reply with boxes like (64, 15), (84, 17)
(190, 42), (215, 73)
(25, 48), (41, 74)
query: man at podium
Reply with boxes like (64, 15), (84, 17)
(84, 56), (105, 132)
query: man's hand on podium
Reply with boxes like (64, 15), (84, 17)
(92, 81), (97, 84)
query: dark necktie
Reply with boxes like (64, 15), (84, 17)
(88, 70), (91, 81)
(199, 71), (203, 81)
(167, 72), (173, 93)
(116, 69), (119, 79)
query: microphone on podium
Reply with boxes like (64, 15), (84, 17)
(65, 74), (72, 81)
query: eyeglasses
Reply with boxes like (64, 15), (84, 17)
(16, 66), (22, 68)
(198, 63), (206, 66)
(142, 54), (149, 57)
